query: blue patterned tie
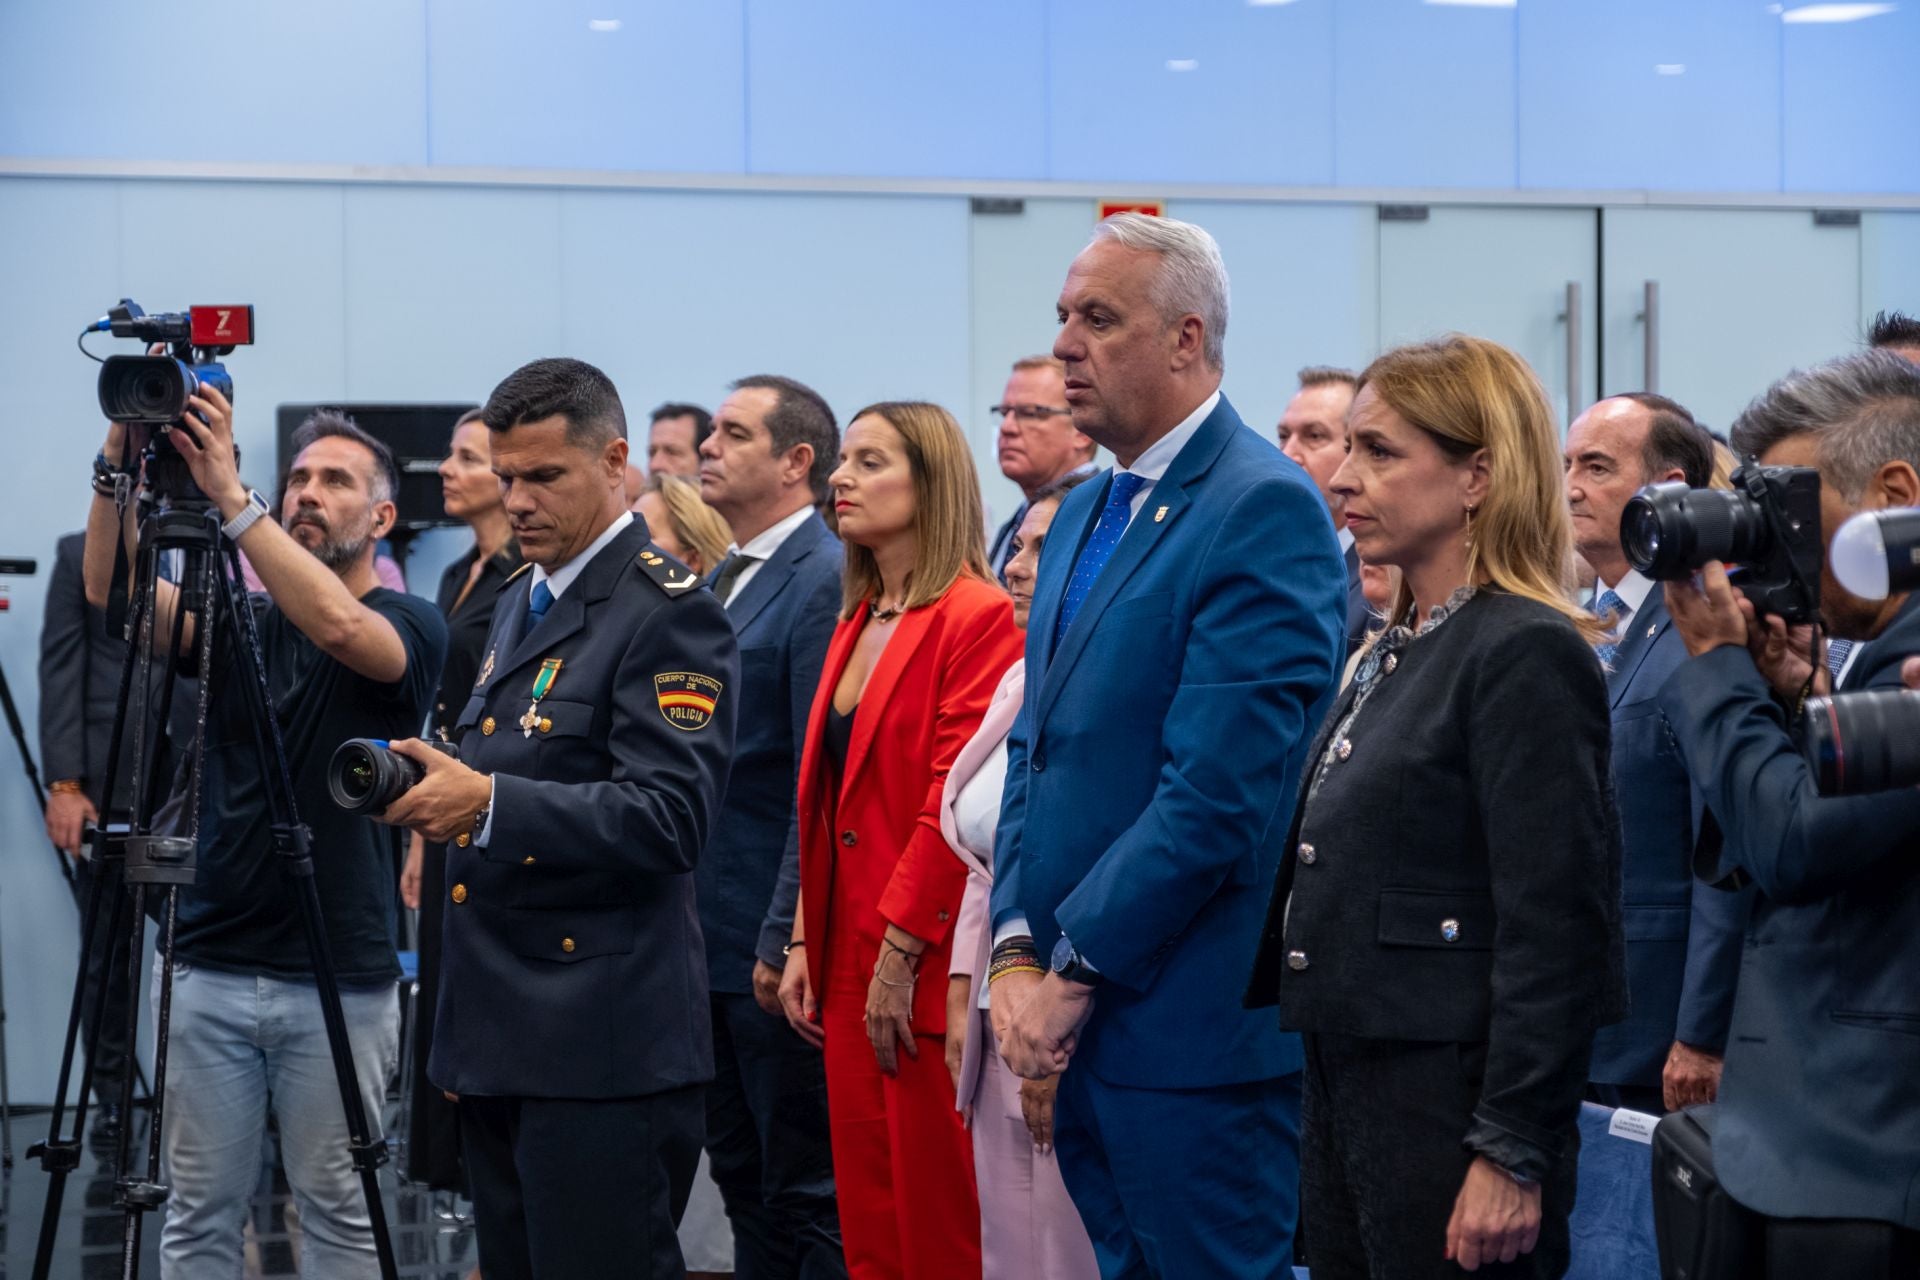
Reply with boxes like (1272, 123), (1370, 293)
(1593, 588), (1627, 667)
(1826, 637), (1855, 685)
(1055, 472), (1150, 646)
(522, 578), (554, 641)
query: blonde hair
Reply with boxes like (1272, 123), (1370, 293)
(1012, 354), (1066, 375)
(839, 401), (995, 619)
(1709, 440), (1737, 490)
(1358, 335), (1604, 645)
(645, 473), (732, 575)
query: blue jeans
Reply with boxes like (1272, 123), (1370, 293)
(152, 957), (399, 1280)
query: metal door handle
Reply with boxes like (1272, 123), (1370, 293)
(1640, 280), (1661, 393)
(1562, 281), (1583, 427)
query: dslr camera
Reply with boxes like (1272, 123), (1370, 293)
(329, 739), (457, 815)
(1620, 463), (1824, 625)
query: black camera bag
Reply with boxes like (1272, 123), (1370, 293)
(1651, 1104), (1762, 1279)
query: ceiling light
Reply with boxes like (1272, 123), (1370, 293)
(1655, 63), (1687, 74)
(1166, 59), (1199, 71)
(1423, 0), (1518, 8)
(1247, 0), (1303, 6)
(1780, 3), (1896, 21)
(587, 18), (622, 32)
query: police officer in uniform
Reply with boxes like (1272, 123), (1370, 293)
(380, 357), (740, 1280)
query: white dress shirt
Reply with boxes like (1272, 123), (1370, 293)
(719, 503), (816, 605)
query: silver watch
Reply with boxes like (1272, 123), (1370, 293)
(219, 489), (271, 542)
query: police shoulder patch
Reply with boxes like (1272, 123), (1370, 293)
(635, 543), (704, 596)
(655, 672), (722, 731)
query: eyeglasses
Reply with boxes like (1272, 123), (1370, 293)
(993, 404), (1073, 423)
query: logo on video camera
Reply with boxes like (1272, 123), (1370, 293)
(654, 672), (722, 732)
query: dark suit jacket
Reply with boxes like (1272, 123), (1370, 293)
(994, 396), (1345, 1090)
(38, 532), (128, 809)
(696, 511), (841, 994)
(1248, 590), (1628, 1180)
(796, 576), (1022, 1036)
(430, 517), (739, 1099)
(1660, 593), (1920, 1228)
(1589, 588), (1747, 1088)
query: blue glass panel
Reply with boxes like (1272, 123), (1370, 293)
(1783, 6), (1920, 194)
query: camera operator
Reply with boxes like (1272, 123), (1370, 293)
(1659, 350), (1920, 1274)
(83, 392), (448, 1280)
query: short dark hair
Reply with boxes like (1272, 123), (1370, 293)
(1033, 469), (1096, 505)
(290, 409), (398, 505)
(731, 375), (839, 501)
(1615, 391), (1714, 488)
(649, 402), (713, 448)
(482, 357), (626, 450)
(1867, 310), (1920, 353)
(1297, 365), (1359, 391)
(1731, 351), (1920, 502)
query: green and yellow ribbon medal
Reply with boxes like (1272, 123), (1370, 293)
(520, 658), (563, 738)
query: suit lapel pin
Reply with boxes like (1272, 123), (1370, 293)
(1646, 624), (1657, 637)
(1154, 505), (1168, 523)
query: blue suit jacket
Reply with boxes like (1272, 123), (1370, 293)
(991, 395), (1345, 1089)
(1587, 590), (1747, 1087)
(695, 512), (842, 993)
(1660, 593), (1920, 1227)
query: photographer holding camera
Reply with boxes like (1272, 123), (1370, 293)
(1657, 350), (1920, 1275)
(84, 391), (447, 1279)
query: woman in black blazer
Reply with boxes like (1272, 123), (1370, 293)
(1248, 335), (1627, 1278)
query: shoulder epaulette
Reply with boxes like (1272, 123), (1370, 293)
(635, 543), (705, 596)
(498, 562), (534, 590)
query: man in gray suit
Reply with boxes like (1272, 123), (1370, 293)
(1663, 352), (1920, 1274)
(697, 375), (848, 1279)
(1564, 393), (1745, 1114)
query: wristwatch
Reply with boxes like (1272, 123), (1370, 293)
(219, 488), (271, 542)
(1050, 935), (1102, 987)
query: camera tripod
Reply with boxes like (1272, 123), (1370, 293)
(27, 480), (399, 1280)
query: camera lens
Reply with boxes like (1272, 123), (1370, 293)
(328, 739), (424, 814)
(1620, 482), (1771, 580)
(1800, 690), (1920, 796)
(97, 355), (191, 425)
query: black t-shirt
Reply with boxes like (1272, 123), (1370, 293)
(164, 587), (447, 984)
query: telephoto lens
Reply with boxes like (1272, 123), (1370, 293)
(328, 738), (457, 814)
(1831, 508), (1920, 601)
(1800, 690), (1920, 796)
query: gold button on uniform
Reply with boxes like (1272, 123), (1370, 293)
(538, 717), (552, 734)
(455, 833), (470, 848)
(451, 884), (468, 904)
(522, 856), (536, 866)
(481, 717), (496, 736)
(561, 937), (576, 954)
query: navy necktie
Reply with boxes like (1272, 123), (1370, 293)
(1054, 472), (1150, 646)
(1593, 588), (1627, 667)
(523, 578), (554, 640)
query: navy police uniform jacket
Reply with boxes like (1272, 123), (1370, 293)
(429, 517), (740, 1100)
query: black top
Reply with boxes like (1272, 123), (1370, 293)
(1246, 588), (1626, 1182)
(165, 589), (448, 984)
(429, 541), (523, 741)
(824, 702), (856, 778)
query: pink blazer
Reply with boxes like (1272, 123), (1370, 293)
(938, 659), (1025, 1110)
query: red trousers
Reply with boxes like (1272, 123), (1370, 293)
(822, 946), (982, 1280)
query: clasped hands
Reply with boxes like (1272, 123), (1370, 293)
(989, 967), (1094, 1081)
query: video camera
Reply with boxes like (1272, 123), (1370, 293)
(83, 299), (255, 503)
(1620, 464), (1824, 625)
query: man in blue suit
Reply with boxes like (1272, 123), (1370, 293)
(992, 213), (1345, 1278)
(1563, 393), (1747, 1114)
(697, 375), (848, 1280)
(1662, 352), (1920, 1274)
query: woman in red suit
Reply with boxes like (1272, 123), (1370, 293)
(779, 400), (1023, 1279)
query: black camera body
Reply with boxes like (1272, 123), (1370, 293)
(1621, 464), (1825, 625)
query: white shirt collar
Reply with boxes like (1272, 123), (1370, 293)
(1338, 524), (1355, 555)
(729, 503), (815, 563)
(1122, 390), (1221, 484)
(533, 510), (634, 601)
(1598, 566), (1656, 618)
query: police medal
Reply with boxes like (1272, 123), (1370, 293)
(521, 658), (563, 737)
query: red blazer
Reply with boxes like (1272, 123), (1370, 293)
(797, 574), (1023, 1036)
